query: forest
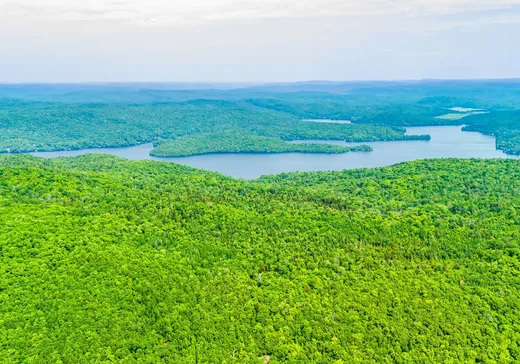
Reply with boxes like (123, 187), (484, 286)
(463, 110), (520, 155)
(1, 81), (520, 362)
(0, 154), (519, 362)
(150, 132), (372, 157)
(2, 80), (520, 156)
(0, 99), (422, 156)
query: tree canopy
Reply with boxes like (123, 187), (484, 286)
(0, 155), (518, 362)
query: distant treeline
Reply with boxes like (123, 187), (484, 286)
(463, 110), (520, 155)
(0, 99), (425, 156)
(1, 81), (520, 155)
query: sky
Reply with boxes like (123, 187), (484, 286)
(0, 0), (519, 82)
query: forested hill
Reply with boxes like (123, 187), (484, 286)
(463, 110), (520, 155)
(0, 154), (519, 362)
(2, 81), (520, 156)
(0, 99), (423, 155)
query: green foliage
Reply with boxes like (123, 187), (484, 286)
(7, 81), (520, 156)
(150, 132), (371, 157)
(496, 130), (520, 155)
(242, 82), (520, 129)
(0, 100), (418, 154)
(434, 111), (487, 121)
(463, 111), (520, 155)
(245, 98), (446, 126)
(0, 155), (519, 362)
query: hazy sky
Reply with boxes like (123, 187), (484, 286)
(1, 0), (519, 82)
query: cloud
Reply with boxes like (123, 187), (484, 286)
(2, 0), (520, 25)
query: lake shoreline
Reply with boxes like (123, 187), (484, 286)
(8, 125), (517, 179)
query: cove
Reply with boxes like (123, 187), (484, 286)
(31, 126), (519, 179)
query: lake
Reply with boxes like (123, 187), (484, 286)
(31, 126), (518, 179)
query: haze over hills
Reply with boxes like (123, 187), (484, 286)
(2, 80), (520, 157)
(2, 79), (520, 100)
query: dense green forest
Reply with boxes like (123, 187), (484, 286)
(245, 98), (444, 126)
(463, 111), (520, 155)
(0, 99), (421, 155)
(0, 154), (519, 362)
(0, 80), (520, 155)
(2, 81), (520, 155)
(150, 132), (371, 157)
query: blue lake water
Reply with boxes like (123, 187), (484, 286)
(31, 126), (518, 179)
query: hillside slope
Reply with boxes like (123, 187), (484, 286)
(0, 155), (519, 363)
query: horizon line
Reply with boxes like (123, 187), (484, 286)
(1, 78), (520, 86)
